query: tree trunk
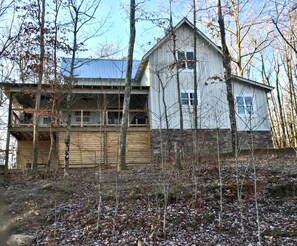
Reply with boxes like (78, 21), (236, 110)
(170, 0), (183, 169)
(285, 51), (297, 146)
(156, 71), (170, 155)
(275, 64), (287, 147)
(32, 0), (46, 171)
(47, 0), (62, 170)
(118, 0), (136, 171)
(47, 100), (56, 171)
(261, 53), (280, 148)
(217, 0), (238, 155)
(193, 0), (199, 166)
(4, 92), (12, 175)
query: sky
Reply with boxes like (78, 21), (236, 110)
(1, 0), (195, 152)
(84, 0), (195, 60)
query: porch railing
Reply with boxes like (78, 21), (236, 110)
(10, 109), (149, 128)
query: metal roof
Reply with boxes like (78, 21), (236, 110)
(61, 58), (141, 80)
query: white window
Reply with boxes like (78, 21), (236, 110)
(236, 96), (254, 115)
(181, 91), (197, 106)
(177, 51), (195, 69)
(75, 111), (91, 123)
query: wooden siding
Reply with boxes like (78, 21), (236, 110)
(57, 128), (150, 168)
(147, 23), (230, 130)
(16, 141), (58, 169)
(233, 81), (270, 131)
(15, 128), (150, 169)
(146, 23), (270, 132)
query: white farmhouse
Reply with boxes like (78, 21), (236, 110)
(1, 18), (273, 169)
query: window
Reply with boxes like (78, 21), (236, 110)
(75, 111), (90, 123)
(108, 111), (123, 124)
(43, 117), (51, 125)
(83, 111), (90, 122)
(181, 91), (197, 106)
(236, 96), (254, 115)
(177, 51), (195, 69)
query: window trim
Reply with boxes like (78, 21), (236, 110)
(235, 95), (255, 116)
(74, 110), (91, 123)
(181, 90), (199, 107)
(176, 50), (195, 70)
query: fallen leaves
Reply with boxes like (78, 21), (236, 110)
(2, 152), (297, 245)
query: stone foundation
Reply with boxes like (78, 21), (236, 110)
(150, 129), (273, 160)
(237, 131), (273, 151)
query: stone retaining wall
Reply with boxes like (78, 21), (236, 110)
(150, 129), (273, 160)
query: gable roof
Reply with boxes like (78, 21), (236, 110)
(135, 17), (222, 80)
(61, 58), (141, 80)
(142, 17), (222, 61)
(135, 18), (273, 92)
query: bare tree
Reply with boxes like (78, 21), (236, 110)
(217, 0), (238, 155)
(46, 0), (64, 170)
(32, 0), (46, 171)
(118, 0), (136, 171)
(63, 0), (101, 176)
(272, 0), (297, 54)
(0, 0), (21, 174)
(192, 0), (199, 167)
(0, 0), (20, 58)
(169, 0), (183, 170)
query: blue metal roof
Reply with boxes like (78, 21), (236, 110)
(61, 58), (141, 79)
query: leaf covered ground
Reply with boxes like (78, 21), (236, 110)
(0, 149), (297, 245)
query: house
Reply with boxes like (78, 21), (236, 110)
(1, 18), (273, 169)
(136, 18), (273, 155)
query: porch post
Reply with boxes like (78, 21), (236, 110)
(103, 93), (107, 165)
(4, 92), (12, 175)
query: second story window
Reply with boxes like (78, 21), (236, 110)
(181, 91), (197, 106)
(177, 51), (195, 69)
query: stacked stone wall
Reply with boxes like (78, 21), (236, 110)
(150, 129), (273, 160)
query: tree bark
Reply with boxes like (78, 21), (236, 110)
(169, 0), (183, 169)
(64, 1), (79, 176)
(275, 64), (287, 147)
(4, 92), (12, 176)
(32, 0), (46, 171)
(118, 0), (136, 171)
(193, 0), (199, 166)
(47, 0), (62, 170)
(217, 0), (238, 155)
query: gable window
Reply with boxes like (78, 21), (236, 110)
(181, 91), (197, 106)
(236, 96), (254, 115)
(177, 51), (195, 69)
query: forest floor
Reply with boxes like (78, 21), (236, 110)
(0, 149), (297, 245)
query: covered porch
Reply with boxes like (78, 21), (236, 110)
(2, 83), (151, 169)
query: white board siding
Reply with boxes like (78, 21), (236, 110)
(139, 65), (150, 87)
(233, 81), (270, 131)
(148, 23), (230, 130)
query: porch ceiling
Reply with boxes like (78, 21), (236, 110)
(2, 83), (149, 96)
(10, 128), (51, 141)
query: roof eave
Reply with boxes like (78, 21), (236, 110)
(231, 75), (274, 92)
